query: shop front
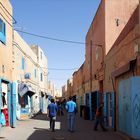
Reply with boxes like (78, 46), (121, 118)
(0, 78), (16, 128)
(18, 83), (35, 119)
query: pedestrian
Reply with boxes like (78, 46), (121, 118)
(94, 102), (107, 131)
(65, 96), (77, 133)
(47, 98), (58, 132)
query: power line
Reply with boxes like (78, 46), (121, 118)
(41, 67), (78, 70)
(15, 29), (86, 45)
(48, 78), (67, 81)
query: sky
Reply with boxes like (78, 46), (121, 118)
(10, 0), (101, 89)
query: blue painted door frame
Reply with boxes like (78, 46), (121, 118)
(88, 91), (102, 120)
(11, 83), (17, 127)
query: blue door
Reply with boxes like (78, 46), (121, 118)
(131, 77), (140, 139)
(119, 79), (132, 135)
(119, 77), (140, 139)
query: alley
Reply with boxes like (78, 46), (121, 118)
(0, 113), (126, 140)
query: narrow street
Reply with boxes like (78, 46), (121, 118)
(0, 113), (126, 140)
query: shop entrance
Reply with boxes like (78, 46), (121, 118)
(0, 79), (11, 127)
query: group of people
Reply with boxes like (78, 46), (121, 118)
(47, 96), (107, 132)
(47, 96), (76, 132)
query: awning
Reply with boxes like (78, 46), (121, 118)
(111, 59), (136, 78)
(18, 83), (36, 97)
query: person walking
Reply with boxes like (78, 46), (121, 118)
(94, 102), (107, 131)
(47, 98), (58, 132)
(65, 96), (77, 133)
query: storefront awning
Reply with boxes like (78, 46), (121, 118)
(18, 83), (36, 97)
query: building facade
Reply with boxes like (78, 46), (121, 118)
(0, 0), (16, 127)
(104, 6), (140, 139)
(13, 31), (39, 119)
(31, 45), (48, 113)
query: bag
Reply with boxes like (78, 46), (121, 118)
(52, 116), (56, 120)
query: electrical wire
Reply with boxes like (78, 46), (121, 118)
(15, 29), (86, 45)
(41, 67), (78, 70)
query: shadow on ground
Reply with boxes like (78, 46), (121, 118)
(31, 113), (48, 121)
(27, 114), (126, 140)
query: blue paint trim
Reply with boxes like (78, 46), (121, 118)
(112, 91), (115, 129)
(8, 83), (11, 127)
(0, 18), (6, 45)
(11, 83), (17, 127)
(21, 57), (25, 70)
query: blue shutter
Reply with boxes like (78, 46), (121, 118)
(22, 57), (25, 70)
(0, 18), (6, 45)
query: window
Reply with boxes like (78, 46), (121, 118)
(21, 57), (25, 70)
(0, 18), (6, 45)
(40, 73), (43, 81)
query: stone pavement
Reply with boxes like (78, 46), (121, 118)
(0, 113), (127, 140)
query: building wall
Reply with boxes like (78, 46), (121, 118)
(104, 7), (139, 92)
(62, 85), (67, 98)
(31, 45), (48, 93)
(105, 0), (139, 54)
(84, 0), (139, 93)
(85, 0), (105, 92)
(0, 0), (13, 81)
(47, 81), (55, 97)
(67, 78), (73, 97)
(73, 71), (78, 95)
(104, 7), (139, 130)
(13, 31), (38, 84)
(13, 31), (40, 116)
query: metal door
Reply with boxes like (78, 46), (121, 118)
(131, 77), (140, 139)
(119, 79), (132, 135)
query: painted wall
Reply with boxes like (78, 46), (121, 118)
(31, 45), (48, 94)
(0, 0), (13, 81)
(104, 7), (139, 92)
(105, 0), (139, 54)
(13, 31), (39, 116)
